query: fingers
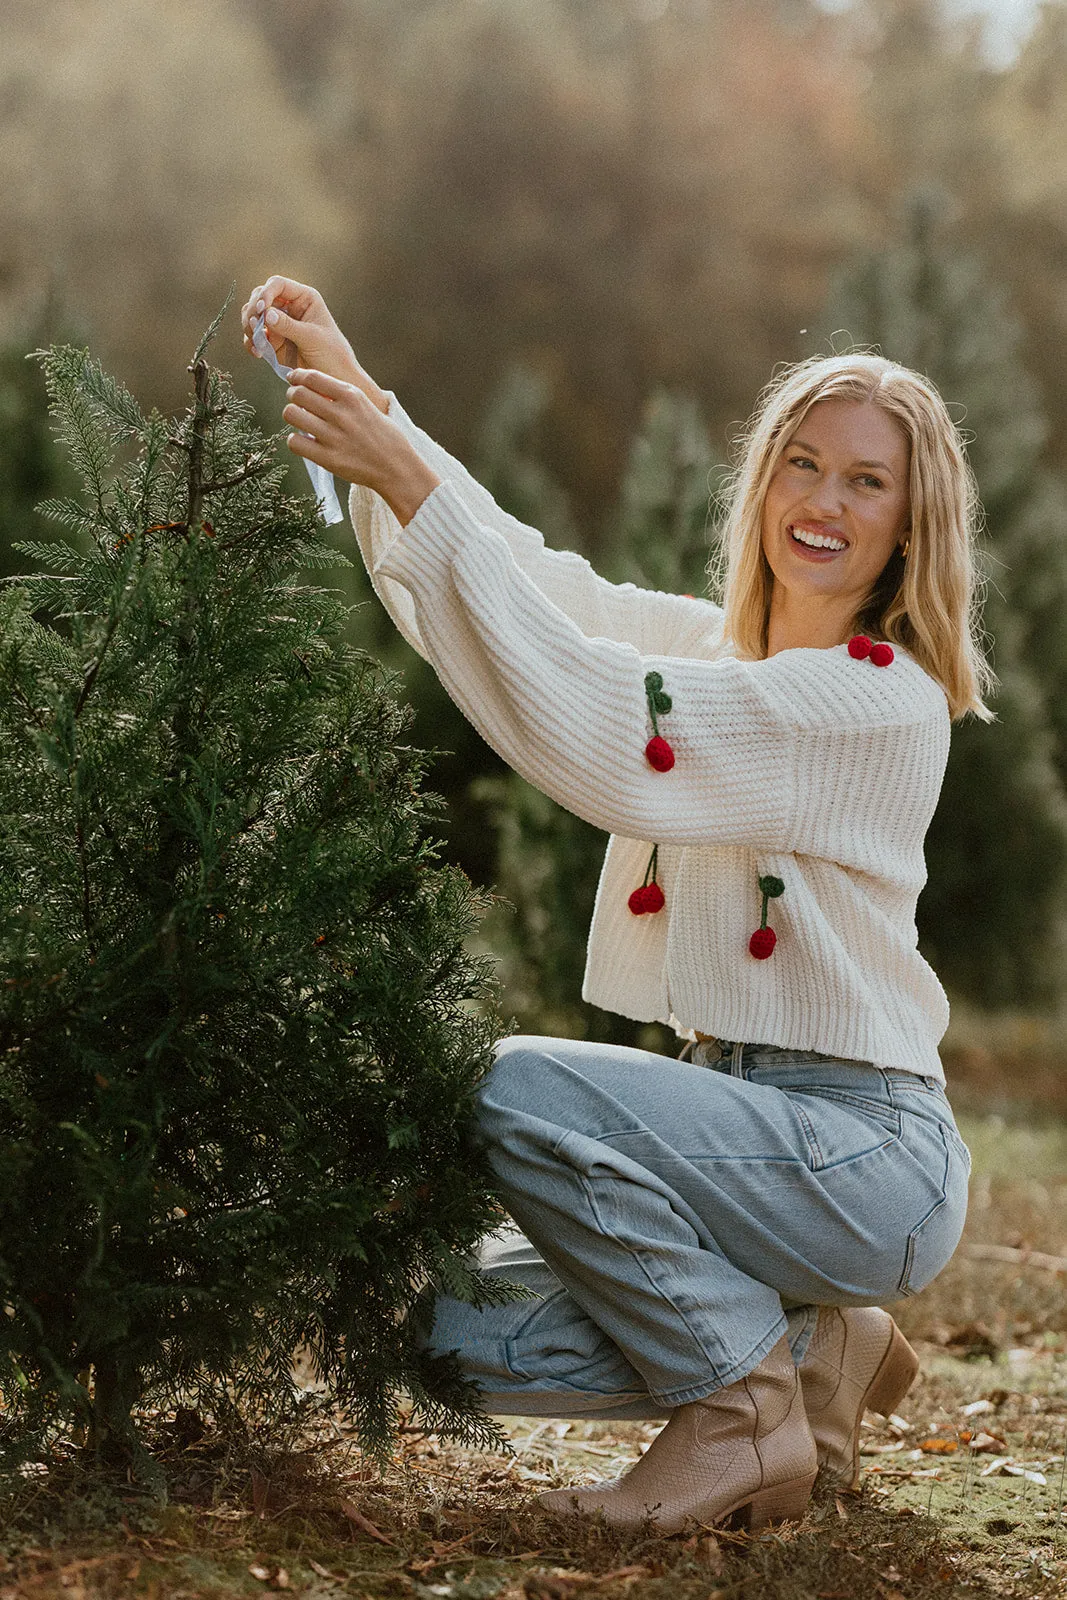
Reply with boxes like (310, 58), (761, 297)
(284, 375), (348, 424)
(261, 306), (306, 346)
(286, 430), (330, 469)
(287, 368), (353, 400)
(283, 403), (327, 436)
(241, 275), (319, 350)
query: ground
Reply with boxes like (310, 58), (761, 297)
(2, 1045), (1065, 1599)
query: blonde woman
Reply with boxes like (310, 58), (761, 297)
(242, 277), (978, 1533)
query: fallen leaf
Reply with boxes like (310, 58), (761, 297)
(1003, 1465), (1047, 1485)
(340, 1501), (396, 1545)
(969, 1431), (1006, 1452)
(431, 1536), (474, 1557)
(307, 1559), (336, 1580)
(961, 1398), (995, 1416)
(524, 1570), (647, 1599)
(249, 1565), (272, 1582)
(834, 1496), (849, 1522)
(919, 1437), (958, 1454)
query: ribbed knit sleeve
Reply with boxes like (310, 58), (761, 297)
(349, 396), (724, 664)
(375, 481), (949, 870)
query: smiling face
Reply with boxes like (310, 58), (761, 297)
(760, 397), (911, 639)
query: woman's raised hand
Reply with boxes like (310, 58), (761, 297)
(282, 368), (441, 525)
(240, 276), (389, 414)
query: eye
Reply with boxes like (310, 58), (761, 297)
(857, 473), (885, 490)
(788, 454), (817, 471)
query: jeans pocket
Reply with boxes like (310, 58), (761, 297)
(897, 1125), (969, 1296)
(790, 1090), (901, 1172)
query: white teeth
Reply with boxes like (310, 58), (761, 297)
(792, 527), (847, 551)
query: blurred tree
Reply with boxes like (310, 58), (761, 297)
(826, 193), (1067, 1006)
(841, 0), (995, 209)
(0, 0), (341, 404)
(294, 0), (865, 536)
(987, 0), (1067, 482)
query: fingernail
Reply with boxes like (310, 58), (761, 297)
(256, 299), (264, 313)
(266, 308), (279, 325)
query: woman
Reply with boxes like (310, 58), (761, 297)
(242, 277), (980, 1533)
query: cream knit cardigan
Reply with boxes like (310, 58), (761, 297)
(350, 398), (952, 1081)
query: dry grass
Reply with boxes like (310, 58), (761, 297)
(2, 1061), (1066, 1600)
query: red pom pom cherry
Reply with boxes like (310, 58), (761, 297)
(869, 641), (894, 667)
(847, 634), (872, 660)
(749, 926), (777, 959)
(645, 735), (675, 772)
(628, 883), (666, 916)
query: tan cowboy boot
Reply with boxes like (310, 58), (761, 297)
(536, 1336), (816, 1534)
(799, 1307), (919, 1487)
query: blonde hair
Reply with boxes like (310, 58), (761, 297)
(714, 352), (994, 721)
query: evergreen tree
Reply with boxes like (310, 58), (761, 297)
(824, 192), (1067, 1006)
(0, 317), (507, 1490)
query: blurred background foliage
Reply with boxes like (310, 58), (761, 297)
(4, 0), (1067, 1034)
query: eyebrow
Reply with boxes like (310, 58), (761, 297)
(787, 438), (896, 476)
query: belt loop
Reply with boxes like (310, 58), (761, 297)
(731, 1041), (745, 1077)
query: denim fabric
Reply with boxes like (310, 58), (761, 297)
(428, 1036), (970, 1418)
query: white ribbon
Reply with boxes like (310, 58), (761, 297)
(251, 312), (344, 525)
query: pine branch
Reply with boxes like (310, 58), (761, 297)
(185, 360), (212, 537)
(199, 452), (273, 496)
(74, 602), (125, 718)
(191, 284), (235, 368)
(9, 675), (46, 730)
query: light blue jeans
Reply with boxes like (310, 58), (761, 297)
(428, 1036), (971, 1418)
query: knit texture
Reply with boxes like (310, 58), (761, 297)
(350, 398), (952, 1080)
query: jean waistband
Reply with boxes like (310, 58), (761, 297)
(695, 1039), (946, 1097)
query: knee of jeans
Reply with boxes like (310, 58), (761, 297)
(475, 1035), (562, 1135)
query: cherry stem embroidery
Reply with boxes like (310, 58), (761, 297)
(628, 844), (665, 915)
(644, 671), (675, 772)
(749, 874), (785, 959)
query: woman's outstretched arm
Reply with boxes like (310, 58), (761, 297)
(242, 278), (723, 664)
(368, 478), (949, 866)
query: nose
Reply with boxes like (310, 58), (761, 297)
(805, 474), (846, 517)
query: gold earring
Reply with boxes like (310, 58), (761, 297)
(900, 538), (911, 559)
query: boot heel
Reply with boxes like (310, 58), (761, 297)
(729, 1471), (817, 1531)
(865, 1322), (919, 1417)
